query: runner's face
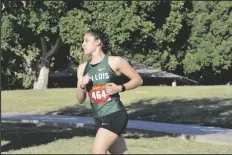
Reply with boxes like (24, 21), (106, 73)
(82, 33), (99, 55)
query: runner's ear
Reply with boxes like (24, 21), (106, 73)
(96, 39), (101, 46)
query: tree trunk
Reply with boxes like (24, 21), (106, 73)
(33, 37), (62, 89)
(33, 66), (49, 89)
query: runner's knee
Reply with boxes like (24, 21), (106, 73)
(91, 146), (107, 154)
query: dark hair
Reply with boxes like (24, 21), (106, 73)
(86, 29), (110, 54)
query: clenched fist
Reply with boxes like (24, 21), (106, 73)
(81, 73), (91, 88)
(106, 83), (121, 95)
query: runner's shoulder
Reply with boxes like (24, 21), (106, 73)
(108, 56), (126, 64)
(77, 62), (88, 75)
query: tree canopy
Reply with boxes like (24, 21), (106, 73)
(1, 1), (231, 89)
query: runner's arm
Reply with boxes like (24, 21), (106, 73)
(116, 57), (143, 91)
(76, 63), (87, 104)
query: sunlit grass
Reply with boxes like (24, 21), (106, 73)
(1, 123), (231, 154)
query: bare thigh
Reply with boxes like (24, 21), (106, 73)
(108, 135), (129, 154)
(92, 128), (119, 154)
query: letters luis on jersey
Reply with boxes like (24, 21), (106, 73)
(90, 72), (109, 82)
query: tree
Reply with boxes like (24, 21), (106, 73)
(2, 1), (231, 88)
(2, 1), (67, 89)
(1, 0), (33, 89)
(183, 1), (232, 84)
(1, 14), (22, 89)
(149, 1), (187, 71)
(59, 1), (159, 63)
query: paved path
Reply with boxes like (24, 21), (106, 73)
(2, 112), (232, 146)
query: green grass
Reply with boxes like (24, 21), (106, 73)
(1, 122), (232, 154)
(2, 86), (232, 128)
(2, 86), (232, 154)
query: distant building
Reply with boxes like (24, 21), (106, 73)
(127, 61), (198, 86)
(48, 61), (198, 88)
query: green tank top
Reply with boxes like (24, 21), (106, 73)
(83, 55), (126, 118)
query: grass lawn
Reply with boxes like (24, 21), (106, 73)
(1, 122), (232, 154)
(2, 86), (232, 154)
(2, 86), (232, 128)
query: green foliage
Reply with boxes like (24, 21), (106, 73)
(183, 1), (232, 81)
(18, 1), (66, 40)
(60, 1), (159, 63)
(1, 1), (67, 88)
(154, 2), (186, 71)
(1, 1), (232, 88)
(12, 44), (40, 88)
(1, 15), (15, 50)
(1, 14), (22, 89)
(59, 8), (90, 63)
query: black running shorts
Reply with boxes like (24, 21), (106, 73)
(94, 110), (128, 136)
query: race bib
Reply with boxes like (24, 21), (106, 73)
(88, 84), (111, 104)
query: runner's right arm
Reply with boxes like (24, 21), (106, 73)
(76, 63), (87, 104)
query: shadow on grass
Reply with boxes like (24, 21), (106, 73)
(1, 122), (96, 152)
(46, 98), (232, 128)
(46, 104), (92, 116)
(3, 98), (231, 152)
(126, 98), (232, 129)
(1, 122), (174, 152)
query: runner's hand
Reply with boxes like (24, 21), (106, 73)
(81, 73), (91, 88)
(106, 83), (121, 95)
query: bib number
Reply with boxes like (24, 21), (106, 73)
(88, 84), (111, 104)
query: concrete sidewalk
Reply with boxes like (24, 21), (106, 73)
(2, 112), (232, 146)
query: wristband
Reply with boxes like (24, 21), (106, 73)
(120, 85), (126, 92)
